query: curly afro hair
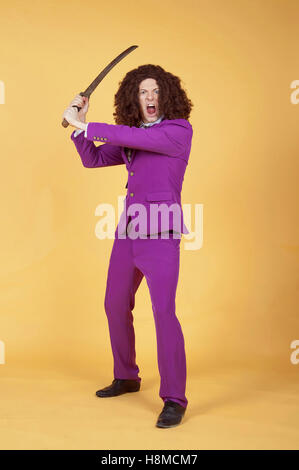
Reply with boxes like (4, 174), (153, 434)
(112, 64), (193, 127)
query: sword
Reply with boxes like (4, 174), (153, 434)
(62, 45), (138, 128)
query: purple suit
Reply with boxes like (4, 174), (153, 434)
(71, 118), (193, 409)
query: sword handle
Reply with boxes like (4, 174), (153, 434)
(61, 91), (87, 128)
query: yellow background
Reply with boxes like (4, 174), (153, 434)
(0, 0), (298, 450)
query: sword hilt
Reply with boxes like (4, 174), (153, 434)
(61, 91), (88, 128)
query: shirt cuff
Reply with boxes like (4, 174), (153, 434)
(73, 129), (84, 137)
(73, 123), (88, 138)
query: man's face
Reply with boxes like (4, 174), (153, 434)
(138, 78), (160, 123)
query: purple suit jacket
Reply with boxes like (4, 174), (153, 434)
(71, 118), (193, 236)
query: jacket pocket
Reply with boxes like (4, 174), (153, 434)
(146, 191), (173, 201)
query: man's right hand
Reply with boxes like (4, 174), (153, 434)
(69, 94), (89, 123)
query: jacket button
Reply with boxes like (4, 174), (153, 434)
(130, 192), (134, 197)
(130, 171), (134, 176)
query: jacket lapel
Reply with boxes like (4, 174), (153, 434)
(122, 147), (135, 166)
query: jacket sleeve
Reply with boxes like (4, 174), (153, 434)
(70, 130), (124, 168)
(85, 120), (193, 158)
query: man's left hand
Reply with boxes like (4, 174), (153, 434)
(62, 106), (81, 128)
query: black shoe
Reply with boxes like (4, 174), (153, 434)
(156, 400), (186, 428)
(95, 378), (141, 398)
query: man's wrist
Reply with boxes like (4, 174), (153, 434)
(74, 121), (88, 131)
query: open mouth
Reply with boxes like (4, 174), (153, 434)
(146, 105), (156, 115)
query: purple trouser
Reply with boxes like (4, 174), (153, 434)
(103, 220), (188, 409)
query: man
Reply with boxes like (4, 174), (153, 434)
(63, 64), (193, 428)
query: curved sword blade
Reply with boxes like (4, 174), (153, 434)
(83, 45), (138, 97)
(62, 45), (138, 128)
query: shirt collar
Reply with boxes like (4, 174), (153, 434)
(139, 115), (164, 128)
